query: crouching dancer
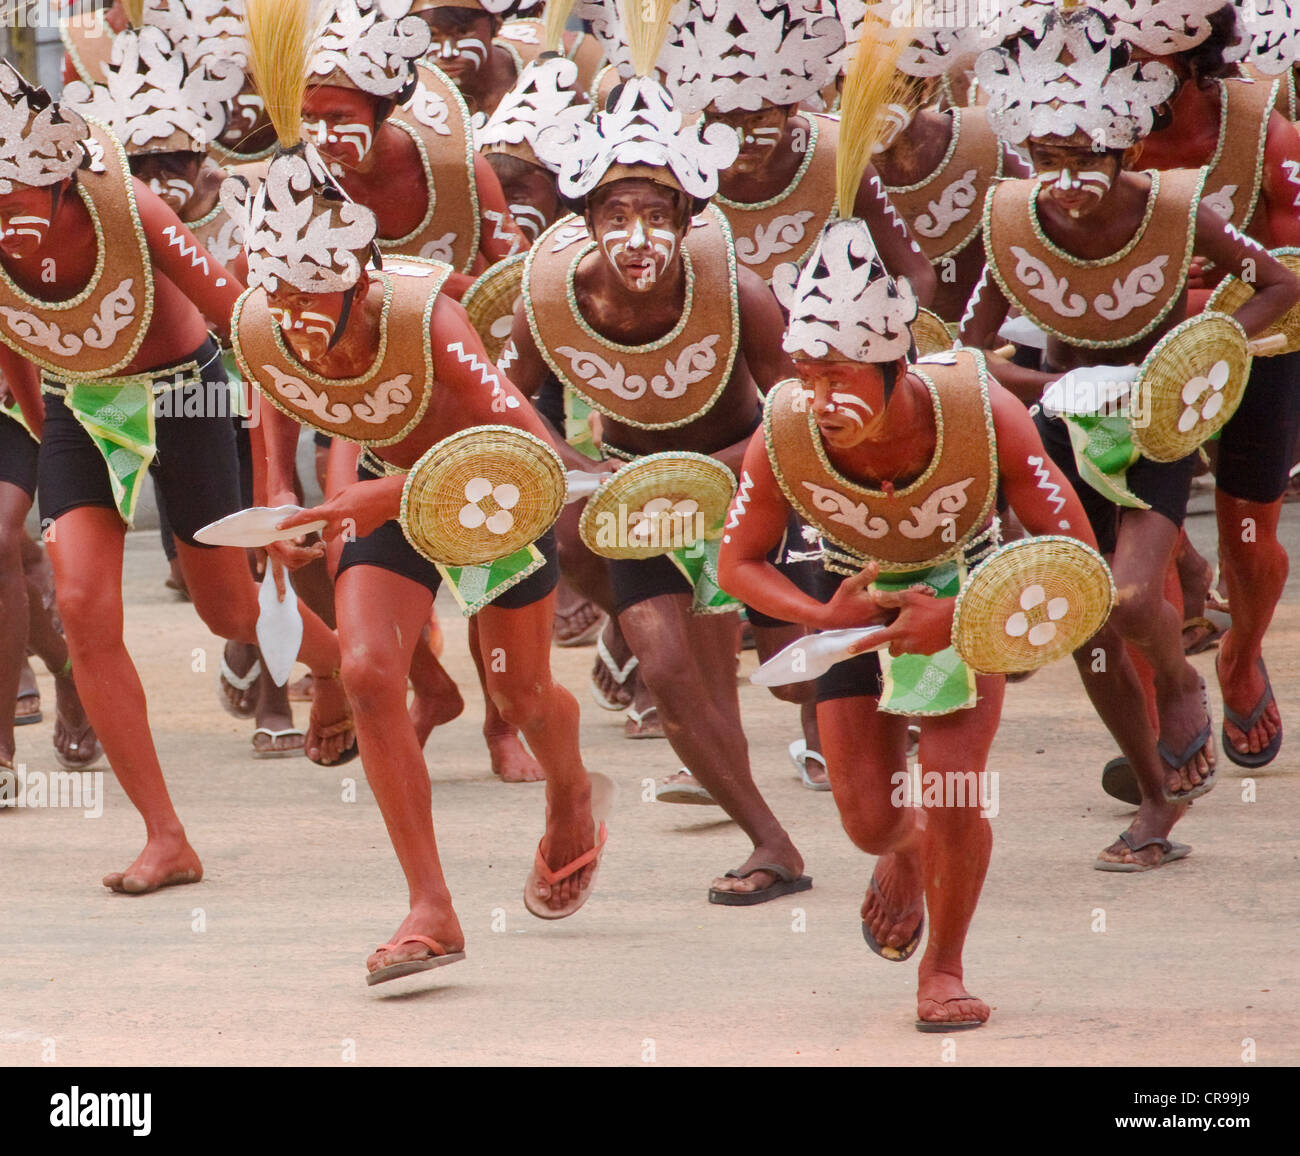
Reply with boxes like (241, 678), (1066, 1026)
(233, 0), (609, 985)
(716, 135), (1104, 1029)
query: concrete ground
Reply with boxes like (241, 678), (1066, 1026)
(2, 481), (1297, 1066)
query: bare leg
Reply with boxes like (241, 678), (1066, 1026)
(0, 483), (30, 764)
(468, 614), (543, 782)
(753, 622), (824, 785)
(619, 595), (801, 894)
(408, 623), (465, 747)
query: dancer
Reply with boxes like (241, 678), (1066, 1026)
(230, 0), (611, 980)
(505, 1), (812, 901)
(1096, 0), (1300, 766)
(0, 61), (356, 892)
(961, 7), (1298, 865)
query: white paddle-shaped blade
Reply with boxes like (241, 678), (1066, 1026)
(256, 573), (303, 688)
(194, 506), (327, 548)
(749, 627), (890, 687)
(565, 471), (604, 503)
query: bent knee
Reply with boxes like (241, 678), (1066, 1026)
(340, 646), (408, 712)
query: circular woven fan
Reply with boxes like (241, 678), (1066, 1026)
(461, 253), (526, 365)
(1128, 312), (1250, 463)
(400, 425), (565, 566)
(578, 451), (737, 560)
(1205, 246), (1300, 355)
(951, 537), (1116, 675)
(911, 307), (954, 358)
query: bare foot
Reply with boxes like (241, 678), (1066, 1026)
(410, 663), (467, 743)
(305, 674), (355, 765)
(1154, 668), (1214, 796)
(861, 850), (924, 951)
(52, 669), (101, 768)
(1097, 796), (1189, 868)
(102, 837), (203, 895)
(1217, 639), (1281, 759)
(916, 968), (990, 1028)
(367, 901), (465, 976)
(708, 841), (803, 898)
(531, 785), (602, 911)
(487, 729), (544, 782)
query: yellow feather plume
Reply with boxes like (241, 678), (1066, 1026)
(619, 0), (676, 79)
(544, 0), (576, 55)
(122, 0), (145, 27)
(244, 0), (318, 150)
(835, 20), (914, 217)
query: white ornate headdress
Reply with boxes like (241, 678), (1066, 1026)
(63, 25), (243, 155)
(855, 3), (989, 77)
(1093, 0), (1228, 54)
(774, 218), (918, 362)
(534, 74), (738, 204)
(976, 6), (1177, 150)
(144, 0), (252, 72)
(0, 62), (92, 195)
(479, 55), (593, 170)
(222, 143), (380, 293)
(309, 0), (431, 100)
(574, 0), (688, 80)
(1233, 0), (1300, 74)
(663, 0), (845, 114)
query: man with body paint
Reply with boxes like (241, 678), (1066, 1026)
(505, 19), (813, 902)
(0, 61), (358, 894)
(1095, 0), (1300, 771)
(960, 7), (1298, 868)
(715, 208), (1103, 1031)
(231, 0), (613, 983)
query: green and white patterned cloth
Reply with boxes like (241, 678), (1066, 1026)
(1060, 412), (1151, 510)
(437, 544), (545, 616)
(874, 560), (978, 717)
(667, 534), (741, 614)
(62, 378), (160, 525)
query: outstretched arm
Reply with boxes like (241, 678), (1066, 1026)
(1193, 203), (1300, 335)
(135, 179), (243, 340)
(958, 263), (1056, 404)
(0, 345), (43, 439)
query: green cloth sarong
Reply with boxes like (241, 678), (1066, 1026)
(874, 560), (978, 717)
(564, 387), (602, 462)
(64, 377), (158, 525)
(436, 544), (544, 616)
(1060, 412), (1151, 510)
(667, 534), (741, 615)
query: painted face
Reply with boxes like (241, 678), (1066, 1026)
(0, 182), (60, 258)
(1028, 133), (1121, 219)
(795, 359), (889, 450)
(588, 182), (685, 293)
(131, 153), (203, 215)
(423, 9), (494, 86)
(218, 79), (272, 150)
(267, 287), (349, 364)
(871, 102), (915, 155)
(491, 161), (561, 243)
(302, 86), (382, 173)
(703, 102), (789, 176)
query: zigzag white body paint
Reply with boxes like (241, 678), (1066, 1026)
(483, 209), (522, 256)
(1281, 159), (1300, 208)
(868, 173), (911, 240)
(497, 339), (518, 374)
(162, 224), (224, 286)
(958, 264), (989, 333)
(722, 468), (755, 543)
(1027, 454), (1070, 529)
(1224, 220), (1269, 256)
(447, 339), (520, 408)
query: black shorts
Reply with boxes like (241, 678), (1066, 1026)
(1033, 408), (1197, 556)
(535, 374), (566, 436)
(744, 512), (822, 630)
(1215, 349), (1300, 504)
(337, 457), (559, 607)
(810, 566), (884, 702)
(0, 410), (38, 498)
(37, 339), (242, 547)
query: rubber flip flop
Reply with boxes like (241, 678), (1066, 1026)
(52, 711), (103, 771)
(1219, 656), (1283, 768)
(524, 773), (615, 920)
(655, 769), (718, 805)
(1156, 714), (1215, 803)
(218, 654), (261, 720)
(251, 727), (306, 759)
(624, 704), (664, 740)
(555, 606), (606, 648)
(860, 875), (925, 962)
(708, 863), (813, 906)
(590, 633), (638, 712)
(365, 934), (466, 986)
(1094, 830), (1192, 873)
(308, 714), (359, 767)
(1182, 614), (1225, 656)
(1100, 756), (1142, 806)
(788, 739), (831, 791)
(915, 1013), (985, 1033)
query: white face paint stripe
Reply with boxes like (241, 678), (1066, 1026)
(455, 37), (488, 66)
(509, 203), (547, 242)
(2, 214), (51, 241)
(828, 392), (873, 426)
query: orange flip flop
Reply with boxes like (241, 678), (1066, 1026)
(365, 934), (466, 986)
(524, 772), (615, 920)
